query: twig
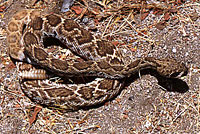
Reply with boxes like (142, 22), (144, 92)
(79, 0), (89, 19)
(102, 15), (114, 37)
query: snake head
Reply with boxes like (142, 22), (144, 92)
(171, 63), (188, 78)
(155, 58), (188, 78)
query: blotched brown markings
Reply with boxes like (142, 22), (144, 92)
(8, 22), (18, 32)
(158, 68), (169, 77)
(78, 87), (95, 100)
(94, 90), (106, 99)
(96, 41), (114, 56)
(34, 47), (48, 60)
(64, 19), (79, 31)
(110, 57), (122, 65)
(29, 91), (39, 98)
(51, 59), (68, 70)
(86, 45), (96, 56)
(9, 48), (19, 57)
(7, 34), (18, 43)
(98, 79), (113, 90)
(68, 96), (82, 104)
(145, 57), (161, 67)
(146, 57), (156, 62)
(38, 89), (48, 99)
(46, 14), (61, 27)
(97, 61), (110, 69)
(30, 10), (41, 20)
(76, 29), (94, 44)
(112, 66), (124, 71)
(30, 17), (43, 30)
(73, 61), (93, 70)
(67, 36), (74, 42)
(46, 88), (74, 97)
(13, 10), (28, 20)
(127, 59), (140, 69)
(71, 29), (79, 35)
(24, 32), (38, 45)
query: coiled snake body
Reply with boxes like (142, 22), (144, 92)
(7, 9), (188, 111)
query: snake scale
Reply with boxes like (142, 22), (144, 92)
(7, 9), (188, 111)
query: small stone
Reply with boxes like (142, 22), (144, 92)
(172, 47), (176, 53)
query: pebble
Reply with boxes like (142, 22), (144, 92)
(172, 47), (176, 53)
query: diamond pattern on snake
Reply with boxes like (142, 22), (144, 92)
(7, 9), (188, 111)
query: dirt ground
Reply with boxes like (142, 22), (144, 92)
(0, 0), (199, 133)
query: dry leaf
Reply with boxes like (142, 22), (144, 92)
(0, 6), (6, 12)
(177, 0), (182, 4)
(71, 6), (83, 15)
(141, 12), (149, 20)
(112, 41), (119, 46)
(164, 12), (170, 20)
(92, 8), (100, 15)
(115, 98), (121, 103)
(29, 106), (42, 125)
(153, 10), (163, 15)
(155, 21), (166, 30)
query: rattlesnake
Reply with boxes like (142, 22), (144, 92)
(7, 9), (188, 111)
